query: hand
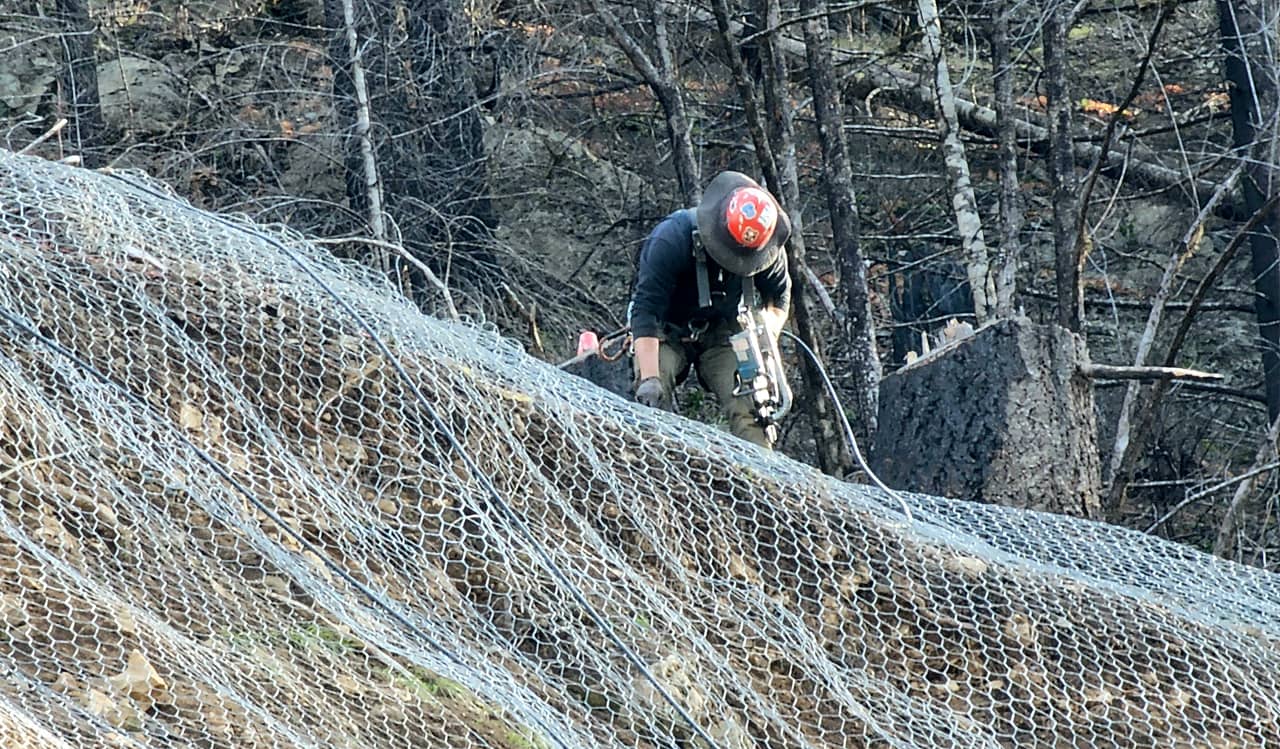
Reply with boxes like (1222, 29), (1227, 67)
(635, 377), (672, 411)
(761, 306), (787, 339)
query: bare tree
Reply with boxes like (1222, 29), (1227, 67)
(1105, 193), (1280, 521)
(332, 0), (386, 245)
(326, 0), (497, 293)
(989, 0), (1022, 317)
(1104, 168), (1241, 505)
(589, 0), (701, 205)
(1218, 0), (1280, 422)
(916, 0), (993, 323)
(1043, 0), (1081, 332)
(800, 0), (882, 441)
(753, 0), (855, 475)
(55, 0), (105, 167)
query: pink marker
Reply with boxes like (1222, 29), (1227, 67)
(577, 330), (599, 356)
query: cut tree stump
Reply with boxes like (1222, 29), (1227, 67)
(871, 317), (1101, 518)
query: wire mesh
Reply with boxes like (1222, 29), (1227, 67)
(2, 148), (1279, 748)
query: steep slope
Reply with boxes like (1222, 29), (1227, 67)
(1, 149), (1279, 749)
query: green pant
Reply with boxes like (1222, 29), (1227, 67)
(637, 320), (775, 449)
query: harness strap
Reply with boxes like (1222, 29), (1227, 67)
(743, 274), (759, 310)
(692, 229), (713, 310)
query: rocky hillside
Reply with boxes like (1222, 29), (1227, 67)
(3, 147), (1280, 749)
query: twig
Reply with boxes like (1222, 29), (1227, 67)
(0, 452), (73, 483)
(803, 266), (841, 321)
(528, 301), (544, 354)
(313, 236), (459, 321)
(1073, 4), (1173, 304)
(501, 283), (543, 354)
(17, 118), (68, 155)
(1144, 459), (1280, 535)
(1214, 416), (1280, 558)
(737, 0), (882, 44)
(1021, 288), (1253, 313)
(1080, 363), (1222, 382)
(1194, 462), (1280, 506)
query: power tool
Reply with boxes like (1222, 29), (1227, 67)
(730, 302), (792, 426)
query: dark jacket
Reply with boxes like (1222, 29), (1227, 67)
(629, 209), (791, 339)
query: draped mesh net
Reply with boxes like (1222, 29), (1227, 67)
(2, 148), (1279, 749)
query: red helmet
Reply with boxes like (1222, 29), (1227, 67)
(724, 187), (778, 249)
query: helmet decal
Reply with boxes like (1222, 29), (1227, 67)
(724, 187), (777, 249)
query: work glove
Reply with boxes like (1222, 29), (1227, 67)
(635, 376), (672, 411)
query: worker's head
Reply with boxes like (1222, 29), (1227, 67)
(696, 171), (790, 276)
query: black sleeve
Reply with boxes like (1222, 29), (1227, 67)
(629, 219), (689, 338)
(756, 222), (792, 313)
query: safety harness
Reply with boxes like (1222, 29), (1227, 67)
(688, 229), (756, 342)
(689, 230), (790, 428)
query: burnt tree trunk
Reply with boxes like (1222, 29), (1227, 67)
(1218, 0), (1280, 421)
(755, 0), (853, 475)
(1044, 0), (1081, 332)
(989, 0), (1021, 317)
(800, 0), (882, 442)
(591, 0), (701, 205)
(711, 0), (776, 188)
(424, 0), (495, 231)
(56, 0), (106, 167)
(872, 318), (1101, 518)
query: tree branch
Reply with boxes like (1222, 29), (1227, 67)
(1074, 3), (1174, 298)
(1103, 162), (1242, 496)
(314, 236), (460, 321)
(1080, 363), (1223, 381)
(1213, 415), (1280, 559)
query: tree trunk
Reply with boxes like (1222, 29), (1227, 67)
(325, 0), (381, 261)
(326, 0), (496, 291)
(800, 0), (882, 442)
(710, 0), (776, 189)
(873, 318), (1101, 518)
(1218, 0), (1280, 422)
(755, 0), (854, 475)
(1043, 0), (1081, 332)
(55, 0), (106, 168)
(650, 1), (701, 206)
(1103, 170), (1240, 503)
(411, 0), (497, 259)
(916, 0), (993, 324)
(591, 0), (701, 205)
(989, 0), (1021, 317)
(335, 0), (386, 246)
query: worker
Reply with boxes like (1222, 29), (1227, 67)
(628, 171), (792, 448)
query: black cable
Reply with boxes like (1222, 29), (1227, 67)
(99, 172), (723, 749)
(782, 330), (914, 523)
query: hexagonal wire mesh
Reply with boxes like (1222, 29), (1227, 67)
(1, 148), (1279, 748)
